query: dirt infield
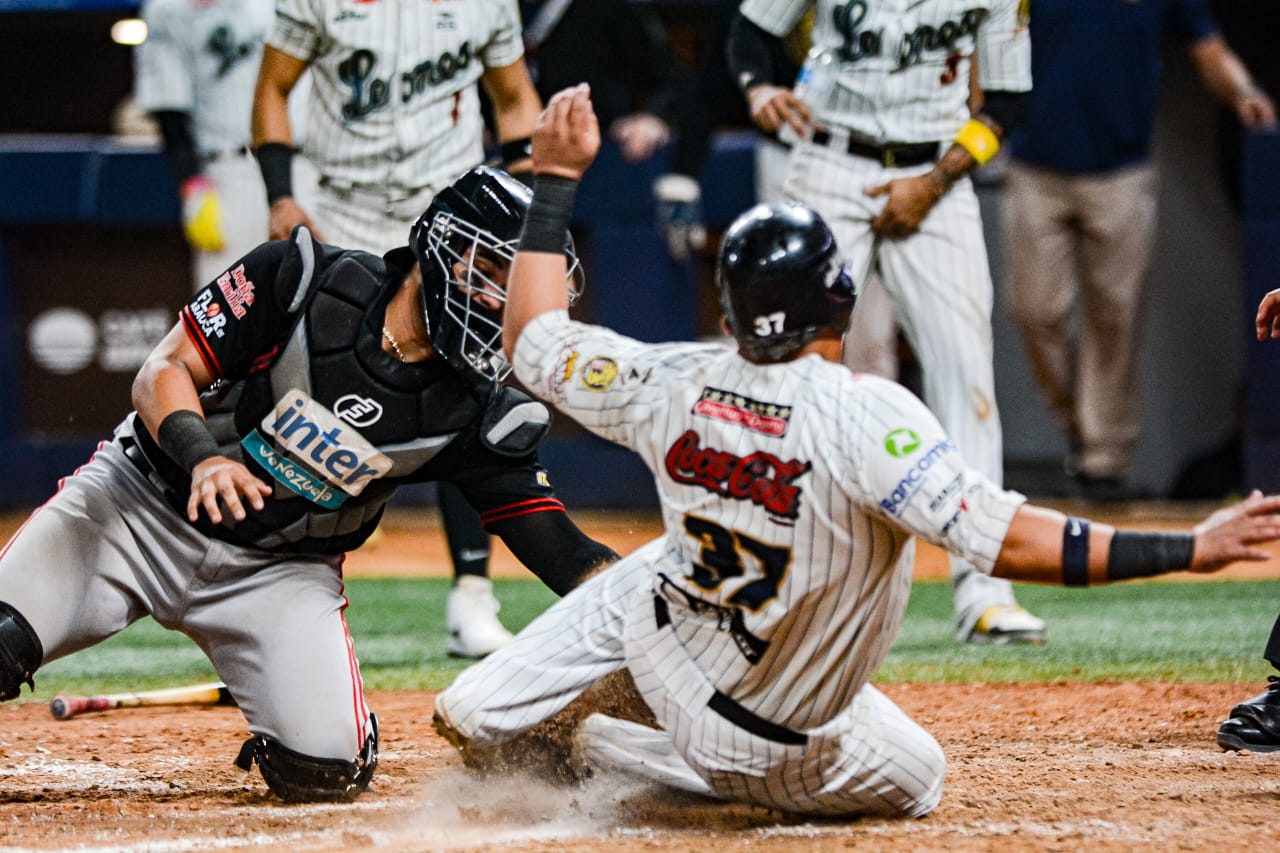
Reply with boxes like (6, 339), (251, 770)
(4, 684), (1279, 851)
(2, 504), (1279, 850)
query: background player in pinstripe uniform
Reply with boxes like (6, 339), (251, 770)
(726, 0), (1043, 645)
(433, 86), (1280, 817)
(135, 0), (314, 293)
(250, 0), (544, 657)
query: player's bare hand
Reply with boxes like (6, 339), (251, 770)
(1256, 288), (1280, 340)
(609, 113), (671, 164)
(267, 197), (325, 243)
(1235, 85), (1278, 130)
(533, 84), (601, 180)
(187, 457), (272, 525)
(746, 84), (814, 138)
(866, 174), (941, 239)
(1187, 490), (1280, 572)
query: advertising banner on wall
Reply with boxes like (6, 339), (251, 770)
(9, 226), (188, 439)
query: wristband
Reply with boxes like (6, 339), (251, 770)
(1062, 516), (1091, 586)
(253, 142), (295, 205)
(156, 410), (221, 474)
(518, 175), (578, 254)
(500, 136), (533, 166)
(954, 118), (1000, 165)
(1106, 531), (1195, 581)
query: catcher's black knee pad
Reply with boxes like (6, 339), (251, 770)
(0, 601), (43, 701)
(235, 714), (378, 803)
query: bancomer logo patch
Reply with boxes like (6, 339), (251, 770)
(242, 389), (392, 508)
(880, 439), (957, 517)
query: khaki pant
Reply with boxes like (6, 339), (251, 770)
(1002, 160), (1157, 478)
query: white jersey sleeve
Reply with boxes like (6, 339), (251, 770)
(480, 0), (525, 69)
(513, 310), (710, 452)
(976, 0), (1032, 93)
(739, 0), (810, 38)
(270, 0), (325, 62)
(134, 0), (195, 114)
(852, 378), (1025, 575)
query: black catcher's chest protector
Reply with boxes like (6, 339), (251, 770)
(198, 252), (487, 552)
(235, 252), (484, 468)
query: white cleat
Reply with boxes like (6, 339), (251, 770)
(574, 713), (714, 796)
(963, 604), (1047, 646)
(446, 575), (515, 658)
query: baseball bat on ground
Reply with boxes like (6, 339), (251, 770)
(50, 682), (236, 721)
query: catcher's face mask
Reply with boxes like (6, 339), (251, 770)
(423, 213), (520, 384)
(411, 166), (582, 385)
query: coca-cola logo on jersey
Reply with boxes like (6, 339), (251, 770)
(664, 430), (811, 519)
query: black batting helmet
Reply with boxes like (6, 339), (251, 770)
(717, 202), (856, 362)
(409, 166), (582, 384)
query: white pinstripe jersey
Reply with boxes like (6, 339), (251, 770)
(269, 0), (524, 193)
(135, 0), (276, 156)
(740, 0), (1031, 143)
(515, 312), (1026, 729)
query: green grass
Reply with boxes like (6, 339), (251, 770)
(24, 578), (1280, 701)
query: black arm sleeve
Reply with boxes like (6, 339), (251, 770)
(151, 109), (203, 187)
(489, 510), (620, 596)
(726, 11), (783, 96)
(979, 90), (1028, 136)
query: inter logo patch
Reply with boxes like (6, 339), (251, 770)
(246, 389), (393, 507)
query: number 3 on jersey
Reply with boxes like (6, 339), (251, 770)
(684, 514), (791, 610)
(753, 311), (785, 336)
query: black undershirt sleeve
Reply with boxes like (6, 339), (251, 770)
(726, 11), (782, 96)
(978, 90), (1027, 136)
(489, 510), (620, 596)
(151, 109), (202, 187)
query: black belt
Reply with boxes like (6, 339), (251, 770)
(653, 595), (807, 746)
(121, 435), (153, 475)
(811, 130), (941, 168)
(120, 435), (176, 499)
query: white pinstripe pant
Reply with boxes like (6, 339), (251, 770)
(436, 540), (945, 818)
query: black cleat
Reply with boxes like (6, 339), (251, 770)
(1218, 676), (1280, 753)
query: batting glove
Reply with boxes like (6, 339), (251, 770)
(180, 176), (226, 253)
(654, 173), (706, 264)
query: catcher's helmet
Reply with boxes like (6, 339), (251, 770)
(717, 202), (856, 362)
(409, 166), (581, 384)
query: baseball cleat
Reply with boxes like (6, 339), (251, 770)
(965, 604), (1047, 646)
(573, 713), (714, 796)
(1217, 676), (1280, 753)
(445, 575), (514, 658)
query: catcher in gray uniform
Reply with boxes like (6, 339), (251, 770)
(252, 0), (545, 656)
(0, 166), (616, 803)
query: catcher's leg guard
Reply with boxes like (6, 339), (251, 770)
(235, 714), (378, 802)
(0, 601), (43, 701)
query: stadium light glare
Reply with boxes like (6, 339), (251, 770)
(111, 18), (147, 47)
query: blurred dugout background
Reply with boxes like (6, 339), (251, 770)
(1, 1), (1280, 513)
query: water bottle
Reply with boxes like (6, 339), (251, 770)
(781, 47), (835, 145)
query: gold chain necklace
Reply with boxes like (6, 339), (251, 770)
(381, 326), (407, 361)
